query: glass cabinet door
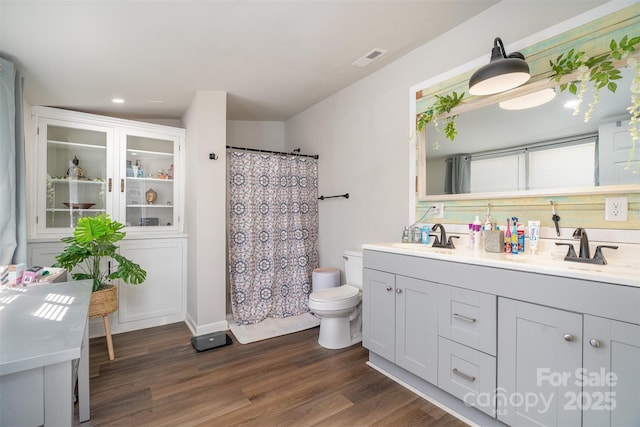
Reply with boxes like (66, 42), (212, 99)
(42, 121), (111, 230)
(123, 132), (177, 229)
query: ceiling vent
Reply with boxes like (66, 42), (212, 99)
(352, 48), (388, 67)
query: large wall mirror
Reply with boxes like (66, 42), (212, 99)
(415, 4), (640, 201)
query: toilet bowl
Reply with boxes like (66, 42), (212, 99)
(308, 250), (363, 349)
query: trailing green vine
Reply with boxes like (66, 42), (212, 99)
(550, 35), (640, 172)
(417, 91), (465, 147)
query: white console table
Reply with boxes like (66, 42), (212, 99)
(0, 280), (92, 426)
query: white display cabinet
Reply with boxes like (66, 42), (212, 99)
(31, 106), (184, 237)
(28, 107), (187, 335)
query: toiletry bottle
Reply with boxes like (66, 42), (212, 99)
(402, 227), (410, 243)
(473, 215), (482, 250)
(511, 217), (519, 254)
(468, 224), (474, 248)
(421, 226), (430, 245)
(517, 222), (525, 252)
(505, 219), (512, 253)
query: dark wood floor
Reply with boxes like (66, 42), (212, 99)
(78, 322), (468, 426)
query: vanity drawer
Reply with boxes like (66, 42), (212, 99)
(438, 285), (497, 355)
(438, 337), (496, 417)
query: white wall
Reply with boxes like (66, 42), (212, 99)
(182, 90), (228, 335)
(227, 120), (285, 151)
(284, 0), (608, 272)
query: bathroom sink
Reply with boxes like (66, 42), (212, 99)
(390, 243), (455, 255)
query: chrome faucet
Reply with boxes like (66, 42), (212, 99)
(555, 227), (618, 265)
(431, 223), (458, 249)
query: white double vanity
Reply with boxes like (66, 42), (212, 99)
(362, 241), (639, 427)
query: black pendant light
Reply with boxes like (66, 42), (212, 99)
(469, 37), (530, 96)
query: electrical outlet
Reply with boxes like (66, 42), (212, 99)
(433, 202), (444, 219)
(605, 197), (628, 222)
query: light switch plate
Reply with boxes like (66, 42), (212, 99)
(605, 197), (627, 221)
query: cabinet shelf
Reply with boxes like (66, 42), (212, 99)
(126, 204), (173, 208)
(126, 177), (173, 183)
(49, 178), (105, 185)
(48, 140), (107, 150)
(46, 208), (106, 213)
(127, 148), (172, 157)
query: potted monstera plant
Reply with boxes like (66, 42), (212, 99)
(54, 214), (146, 359)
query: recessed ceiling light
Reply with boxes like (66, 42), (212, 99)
(112, 98), (125, 104)
(148, 100), (163, 104)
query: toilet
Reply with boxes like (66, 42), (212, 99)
(309, 250), (363, 349)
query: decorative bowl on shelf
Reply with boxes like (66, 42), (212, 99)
(63, 202), (96, 209)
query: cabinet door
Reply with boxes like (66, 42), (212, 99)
(362, 268), (395, 361)
(583, 315), (640, 427)
(498, 298), (582, 427)
(120, 129), (180, 231)
(36, 118), (114, 235)
(395, 275), (438, 384)
(117, 239), (185, 324)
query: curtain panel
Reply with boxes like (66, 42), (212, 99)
(0, 57), (27, 265)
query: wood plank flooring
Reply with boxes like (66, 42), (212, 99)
(79, 322), (468, 426)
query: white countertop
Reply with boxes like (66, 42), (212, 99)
(362, 241), (640, 288)
(0, 280), (92, 375)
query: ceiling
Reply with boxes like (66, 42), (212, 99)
(0, 0), (499, 121)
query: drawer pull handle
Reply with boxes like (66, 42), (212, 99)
(589, 339), (601, 348)
(396, 288), (402, 294)
(385, 286), (392, 292)
(108, 178), (112, 192)
(121, 178), (125, 192)
(563, 334), (575, 342)
(453, 313), (476, 323)
(452, 368), (476, 382)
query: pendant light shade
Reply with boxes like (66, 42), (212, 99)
(469, 37), (530, 96)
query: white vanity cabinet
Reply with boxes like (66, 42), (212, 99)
(583, 315), (640, 427)
(363, 269), (438, 384)
(438, 286), (497, 416)
(362, 246), (640, 427)
(498, 298), (583, 426)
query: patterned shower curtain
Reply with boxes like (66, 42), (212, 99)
(227, 150), (319, 325)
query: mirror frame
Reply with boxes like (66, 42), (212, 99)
(409, 2), (640, 203)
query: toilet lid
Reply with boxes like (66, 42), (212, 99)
(310, 284), (359, 302)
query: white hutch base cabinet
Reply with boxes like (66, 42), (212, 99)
(28, 107), (187, 336)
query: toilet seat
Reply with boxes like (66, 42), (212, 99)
(309, 284), (361, 311)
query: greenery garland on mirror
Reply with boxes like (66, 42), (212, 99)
(416, 91), (465, 148)
(550, 35), (640, 170)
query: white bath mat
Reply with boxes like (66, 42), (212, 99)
(229, 313), (320, 344)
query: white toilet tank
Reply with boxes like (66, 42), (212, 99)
(344, 250), (363, 289)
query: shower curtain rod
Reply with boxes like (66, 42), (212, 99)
(226, 145), (319, 159)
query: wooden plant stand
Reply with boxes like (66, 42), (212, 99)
(89, 284), (118, 360)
